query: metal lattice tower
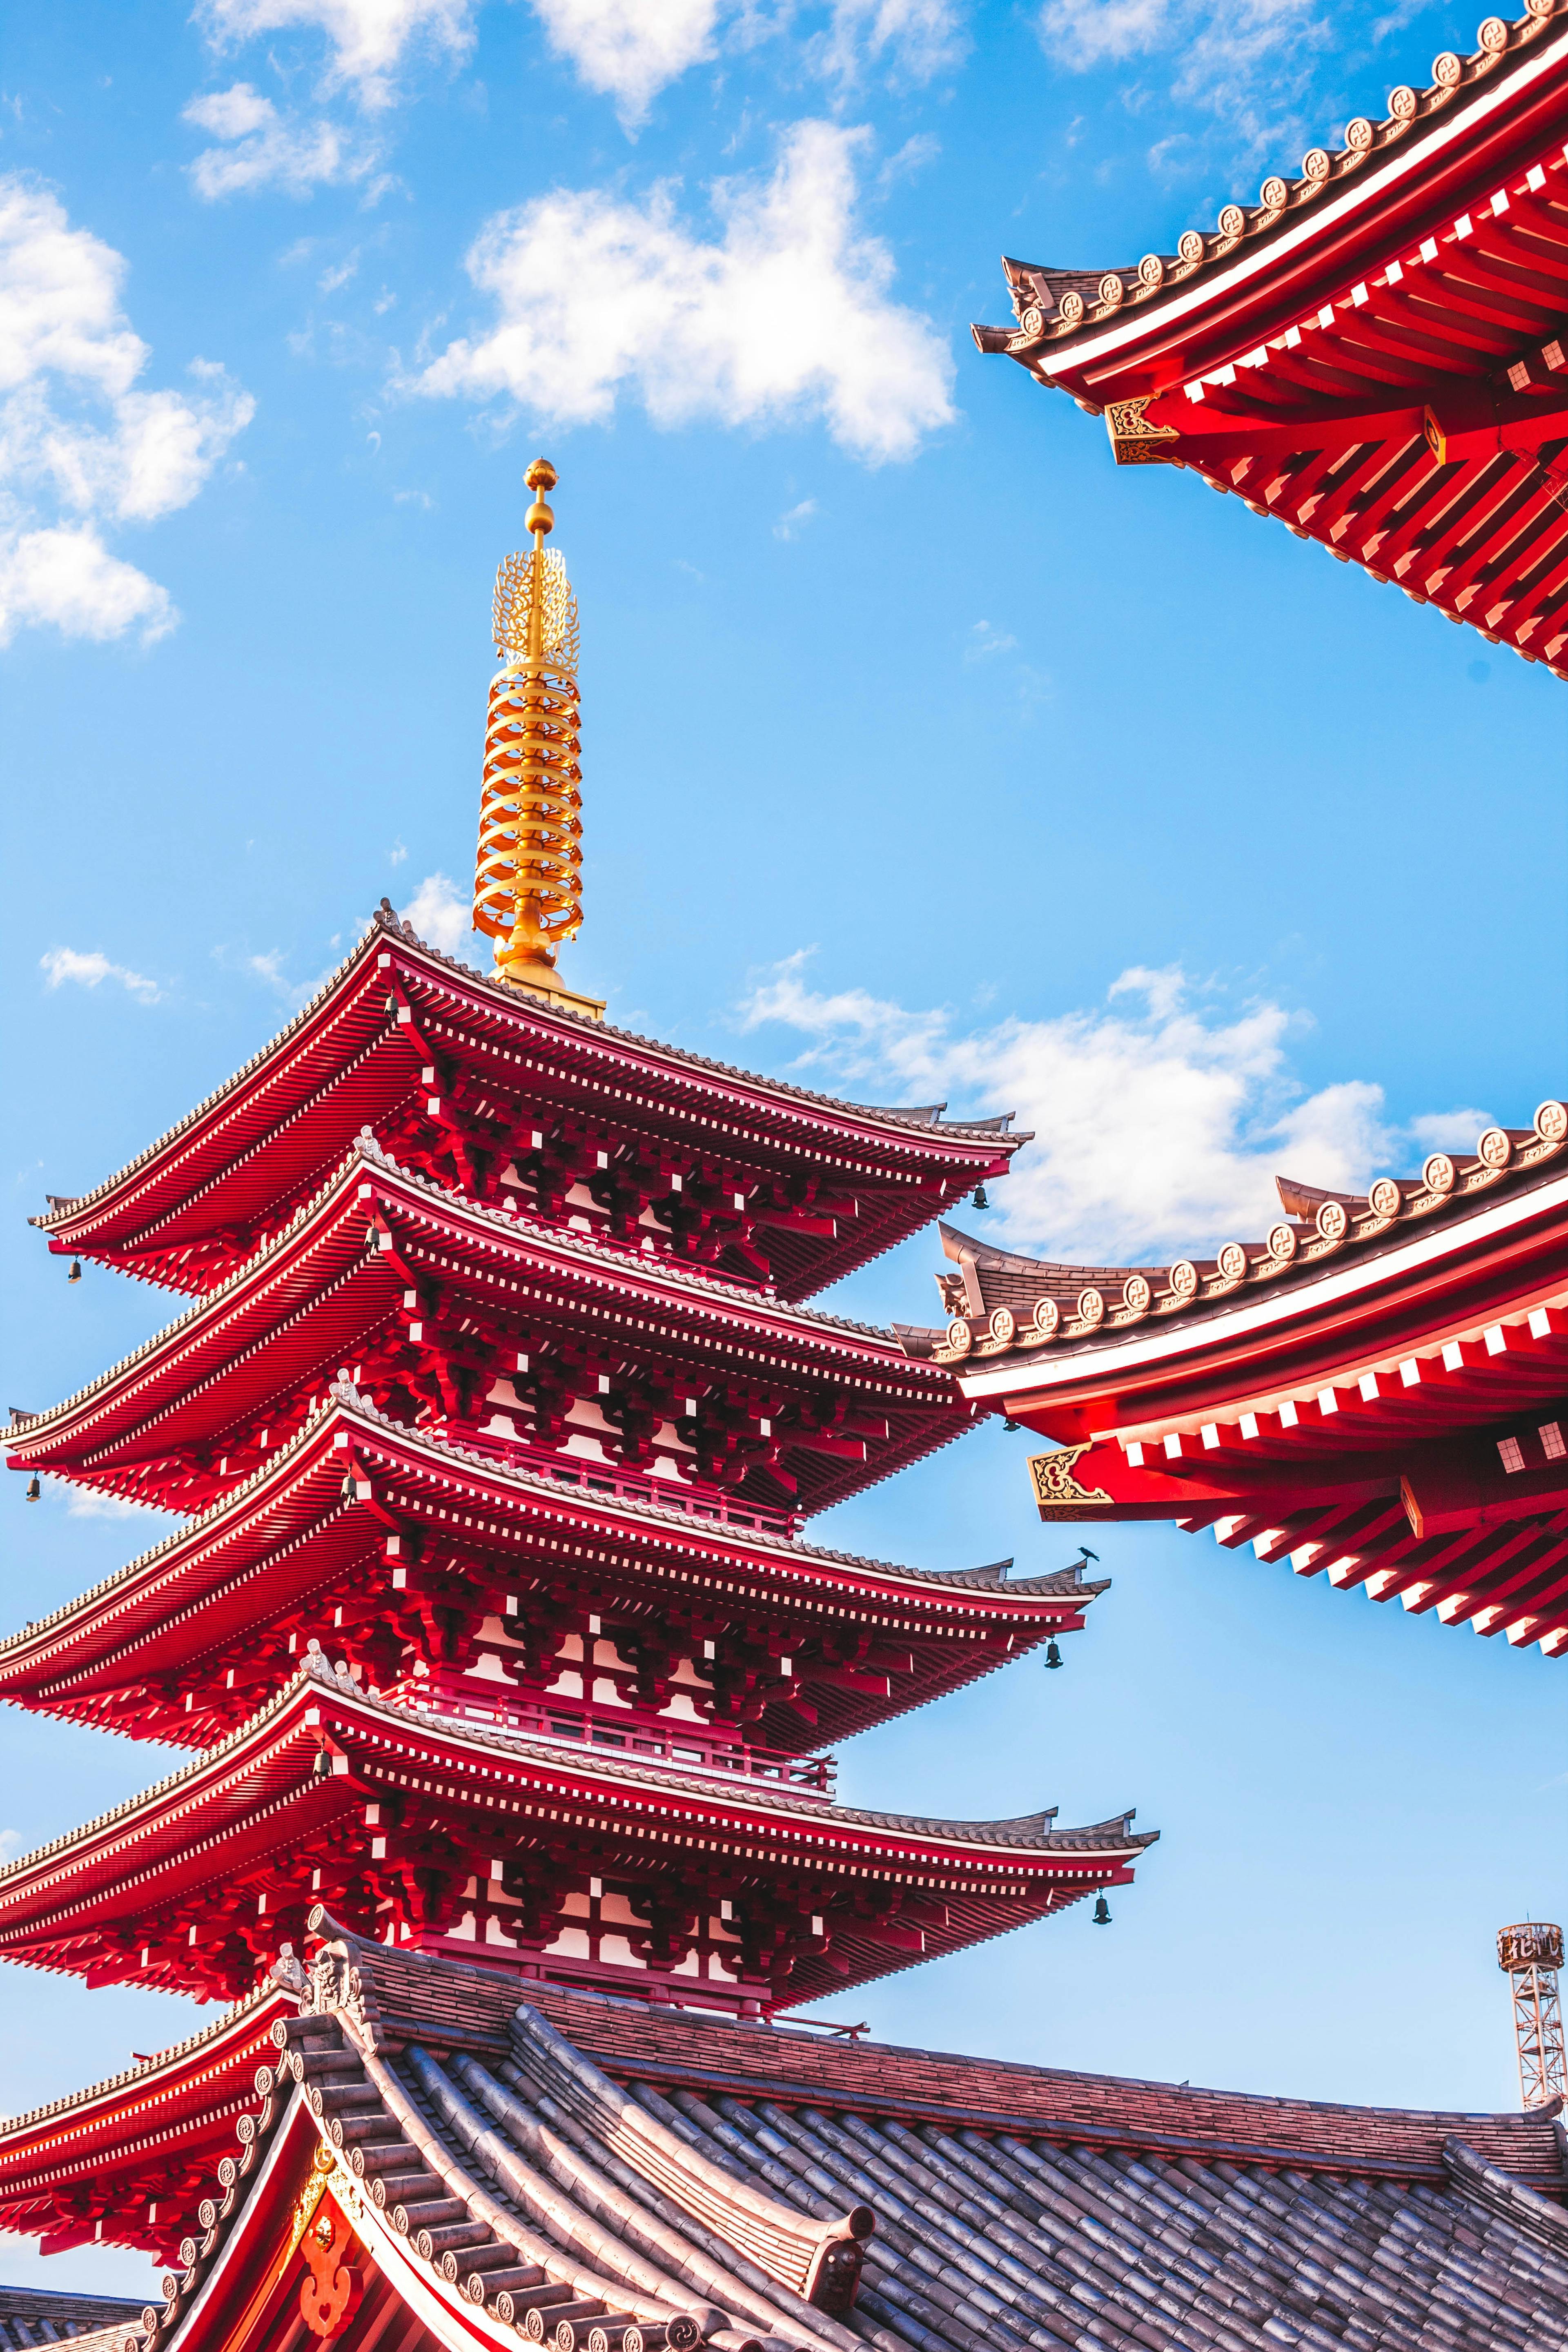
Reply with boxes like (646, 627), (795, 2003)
(1497, 1922), (1567, 2109)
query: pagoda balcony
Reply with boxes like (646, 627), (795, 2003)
(0, 1395), (1102, 1756)
(383, 1679), (837, 1798)
(0, 1653), (1154, 2012)
(7, 1138), (973, 1522)
(454, 1425), (795, 1536)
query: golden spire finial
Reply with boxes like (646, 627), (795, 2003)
(473, 458), (604, 1019)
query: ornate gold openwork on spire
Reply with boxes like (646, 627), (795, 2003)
(473, 458), (604, 1019)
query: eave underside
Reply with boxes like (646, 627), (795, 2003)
(982, 15), (1568, 669)
(0, 1666), (1146, 2010)
(35, 922), (1020, 1305)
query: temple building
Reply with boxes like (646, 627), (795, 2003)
(2, 463), (1564, 2352)
(973, 1), (1568, 674)
(911, 1109), (1568, 1655)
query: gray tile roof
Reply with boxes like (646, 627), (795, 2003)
(0, 2290), (142, 2351)
(150, 1951), (1568, 2352)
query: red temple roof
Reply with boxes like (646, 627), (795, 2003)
(907, 1103), (1566, 1399)
(904, 1105), (1568, 1655)
(0, 1985), (291, 2262)
(0, 1394), (1101, 1754)
(973, 3), (1568, 671)
(8, 1140), (975, 1521)
(0, 1655), (1151, 2008)
(32, 911), (1021, 1302)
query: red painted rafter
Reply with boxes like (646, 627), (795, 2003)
(980, 14), (1568, 672)
(0, 1665), (1149, 2012)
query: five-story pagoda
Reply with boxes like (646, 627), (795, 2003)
(1, 466), (1153, 2028)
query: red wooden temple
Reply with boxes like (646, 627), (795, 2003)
(974, 1), (1568, 673)
(3, 475), (1564, 2352)
(0, 880), (1148, 2016)
(905, 1104), (1568, 1654)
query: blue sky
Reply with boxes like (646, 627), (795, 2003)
(3, 0), (1566, 2299)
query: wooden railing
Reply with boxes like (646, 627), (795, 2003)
(449, 1426), (797, 1538)
(391, 1684), (836, 1796)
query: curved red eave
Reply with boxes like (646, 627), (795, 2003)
(6, 1140), (974, 1520)
(915, 1111), (1568, 1655)
(0, 1658), (1154, 2010)
(976, 5), (1568, 671)
(0, 1982), (292, 2262)
(32, 913), (1023, 1302)
(0, 1397), (1102, 1753)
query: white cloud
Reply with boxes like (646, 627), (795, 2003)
(1040, 0), (1172, 67)
(67, 1489), (164, 1520)
(532, 0), (722, 124)
(740, 954), (1492, 1267)
(0, 1831), (20, 1866)
(532, 0), (963, 122)
(182, 84), (379, 200)
(963, 619), (1016, 662)
(1039, 0), (1325, 160)
(0, 525), (175, 644)
(401, 871), (472, 956)
(415, 122), (955, 466)
(237, 947), (345, 1010)
(815, 0), (966, 85)
(193, 0), (477, 111)
(0, 176), (252, 646)
(774, 496), (817, 541)
(1408, 1107), (1492, 1155)
(41, 945), (161, 1003)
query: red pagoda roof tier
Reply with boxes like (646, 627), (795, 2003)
(33, 910), (1021, 1302)
(0, 1654), (1152, 2011)
(0, 1394), (1102, 1754)
(0, 1983), (292, 2263)
(902, 1107), (1568, 1655)
(974, 4), (1568, 672)
(8, 1140), (974, 1521)
(9, 1944), (1564, 2352)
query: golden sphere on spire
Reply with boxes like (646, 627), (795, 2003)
(524, 455), (558, 539)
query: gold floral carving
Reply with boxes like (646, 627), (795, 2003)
(493, 546), (580, 675)
(1103, 398), (1179, 467)
(1029, 1445), (1113, 1511)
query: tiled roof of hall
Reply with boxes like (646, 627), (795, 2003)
(111, 1943), (1568, 2352)
(32, 905), (1025, 1236)
(5, 1131), (964, 1455)
(0, 1384), (1102, 1681)
(973, 0), (1565, 357)
(0, 2290), (145, 2351)
(899, 1100), (1567, 1372)
(0, 1650), (1151, 1886)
